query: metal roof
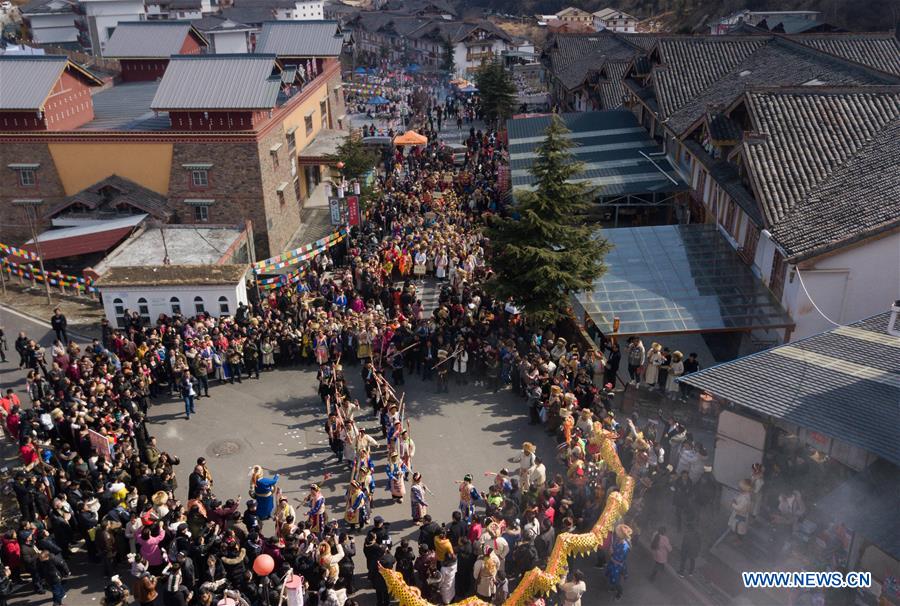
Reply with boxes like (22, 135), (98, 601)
(151, 54), (281, 110)
(0, 56), (67, 110)
(506, 110), (685, 196)
(23, 215), (146, 261)
(255, 20), (344, 57)
(104, 21), (207, 59)
(572, 224), (793, 337)
(680, 312), (900, 466)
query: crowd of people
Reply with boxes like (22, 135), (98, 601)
(0, 75), (722, 606)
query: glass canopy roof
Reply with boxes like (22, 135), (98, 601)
(573, 224), (794, 336)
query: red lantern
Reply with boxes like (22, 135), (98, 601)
(252, 554), (275, 576)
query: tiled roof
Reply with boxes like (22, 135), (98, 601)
(221, 6), (280, 25)
(546, 32), (638, 91)
(680, 312), (900, 467)
(255, 20), (344, 57)
(597, 61), (629, 109)
(705, 111), (742, 142)
(44, 174), (173, 221)
(104, 21), (207, 59)
(789, 32), (900, 76)
(658, 37), (896, 134)
(0, 56), (102, 110)
(191, 15), (253, 33)
(151, 54), (281, 110)
(96, 264), (249, 287)
(615, 33), (662, 52)
(743, 87), (900, 227)
(20, 0), (76, 14)
(651, 36), (767, 121)
(768, 114), (900, 261)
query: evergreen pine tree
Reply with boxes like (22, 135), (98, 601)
(325, 133), (377, 181)
(474, 61), (516, 128)
(441, 38), (455, 74)
(485, 115), (611, 326)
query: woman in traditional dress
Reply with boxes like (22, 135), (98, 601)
(643, 343), (663, 389)
(386, 452), (407, 504)
(314, 331), (330, 365)
(345, 480), (368, 530)
(606, 524), (632, 599)
(410, 472), (428, 525)
(457, 474), (481, 522)
(305, 483), (327, 536)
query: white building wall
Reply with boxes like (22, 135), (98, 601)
(101, 279), (248, 326)
(211, 29), (249, 53)
(82, 0), (145, 54)
(292, 0), (323, 19)
(780, 231), (900, 340)
(27, 13), (80, 44)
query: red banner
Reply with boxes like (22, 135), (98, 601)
(347, 195), (360, 227)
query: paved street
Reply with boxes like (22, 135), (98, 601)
(0, 304), (719, 606)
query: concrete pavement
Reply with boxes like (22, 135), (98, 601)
(0, 303), (720, 606)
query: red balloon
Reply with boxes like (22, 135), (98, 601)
(253, 554), (275, 576)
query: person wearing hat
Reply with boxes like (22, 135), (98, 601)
(345, 480), (368, 530)
(250, 465), (279, 522)
(409, 472), (429, 525)
(729, 479), (753, 542)
(386, 452), (408, 504)
(643, 342), (664, 389)
(435, 346), (450, 393)
(606, 524), (632, 599)
(518, 442), (536, 493)
(305, 483), (326, 536)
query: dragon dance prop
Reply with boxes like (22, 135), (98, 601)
(380, 426), (635, 606)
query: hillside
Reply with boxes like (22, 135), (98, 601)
(468, 0), (898, 33)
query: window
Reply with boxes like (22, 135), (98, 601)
(218, 296), (230, 314)
(740, 226), (760, 266)
(287, 128), (297, 154)
(191, 169), (209, 187)
(277, 189), (286, 205)
(113, 298), (126, 328)
(304, 114), (313, 135)
(770, 250), (786, 300)
(194, 204), (209, 222)
(194, 296), (205, 315)
(137, 297), (151, 325)
(170, 296), (182, 315)
(18, 169), (36, 187)
(724, 200), (737, 236)
(320, 99), (328, 128)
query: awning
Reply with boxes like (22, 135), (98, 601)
(572, 224), (793, 336)
(394, 130), (427, 145)
(507, 110), (686, 196)
(680, 312), (899, 467)
(298, 129), (348, 165)
(22, 214), (146, 261)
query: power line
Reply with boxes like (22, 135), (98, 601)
(795, 266), (843, 328)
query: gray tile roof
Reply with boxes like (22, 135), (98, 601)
(44, 174), (173, 220)
(103, 21), (206, 59)
(191, 15), (253, 33)
(0, 56), (101, 110)
(20, 0), (75, 14)
(151, 54), (281, 110)
(661, 37), (896, 135)
(768, 112), (900, 261)
(682, 139), (764, 226)
(221, 6), (279, 25)
(680, 312), (900, 466)
(742, 87), (900, 228)
(545, 32), (639, 92)
(255, 20), (344, 57)
(789, 32), (900, 76)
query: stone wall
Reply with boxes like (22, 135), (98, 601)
(167, 140), (271, 257)
(255, 127), (303, 257)
(0, 142), (67, 244)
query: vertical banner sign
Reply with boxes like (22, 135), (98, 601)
(346, 195), (360, 227)
(329, 197), (342, 226)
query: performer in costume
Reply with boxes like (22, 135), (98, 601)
(398, 428), (415, 481)
(344, 480), (368, 530)
(250, 465), (279, 520)
(386, 452), (408, 504)
(457, 474), (481, 522)
(410, 472), (428, 525)
(436, 347), (450, 393)
(305, 483), (327, 536)
(314, 332), (330, 365)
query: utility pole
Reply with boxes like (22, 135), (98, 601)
(23, 204), (52, 305)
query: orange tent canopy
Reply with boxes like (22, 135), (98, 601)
(393, 130), (428, 145)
